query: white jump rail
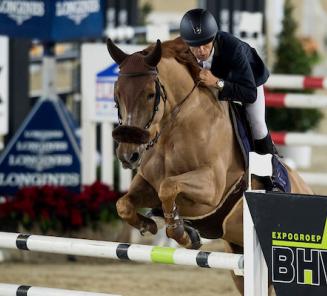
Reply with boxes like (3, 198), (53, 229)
(0, 232), (243, 274)
(266, 74), (327, 90)
(265, 92), (327, 108)
(266, 75), (327, 187)
(0, 283), (120, 296)
(271, 132), (327, 146)
(299, 172), (327, 186)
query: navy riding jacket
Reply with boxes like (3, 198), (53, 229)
(210, 32), (270, 104)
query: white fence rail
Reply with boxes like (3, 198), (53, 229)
(0, 284), (120, 296)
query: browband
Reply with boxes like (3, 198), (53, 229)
(119, 70), (158, 77)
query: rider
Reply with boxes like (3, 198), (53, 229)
(180, 8), (284, 191)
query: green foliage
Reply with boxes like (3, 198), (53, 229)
(266, 0), (323, 132)
(138, 2), (153, 26)
(273, 0), (312, 75)
(267, 107), (323, 132)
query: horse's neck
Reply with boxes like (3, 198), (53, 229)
(158, 58), (196, 109)
(158, 58), (244, 187)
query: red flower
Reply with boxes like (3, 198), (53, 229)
(71, 208), (83, 226)
(40, 209), (50, 220)
(12, 197), (36, 220)
(2, 181), (122, 232)
(0, 197), (14, 218)
(55, 198), (69, 217)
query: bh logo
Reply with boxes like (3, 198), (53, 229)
(272, 220), (327, 286)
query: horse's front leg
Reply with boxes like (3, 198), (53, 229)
(116, 173), (161, 235)
(159, 167), (222, 249)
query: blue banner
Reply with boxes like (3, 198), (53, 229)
(0, 99), (81, 195)
(0, 0), (105, 41)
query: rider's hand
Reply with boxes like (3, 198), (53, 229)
(199, 69), (218, 87)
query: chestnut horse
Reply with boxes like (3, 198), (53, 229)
(107, 37), (312, 294)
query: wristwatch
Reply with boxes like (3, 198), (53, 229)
(216, 79), (224, 91)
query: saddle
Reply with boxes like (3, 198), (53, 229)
(229, 102), (291, 193)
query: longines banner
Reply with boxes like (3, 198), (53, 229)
(0, 36), (8, 135)
(245, 192), (327, 296)
(0, 99), (80, 194)
(0, 0), (105, 41)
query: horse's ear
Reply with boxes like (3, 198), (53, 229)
(107, 38), (129, 65)
(144, 39), (162, 67)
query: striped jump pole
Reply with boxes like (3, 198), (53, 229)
(272, 132), (327, 146)
(0, 283), (120, 296)
(265, 92), (327, 108)
(299, 172), (327, 186)
(0, 232), (244, 275)
(266, 74), (327, 90)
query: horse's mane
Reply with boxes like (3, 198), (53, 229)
(143, 37), (200, 82)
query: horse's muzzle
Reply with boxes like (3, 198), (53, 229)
(112, 125), (150, 144)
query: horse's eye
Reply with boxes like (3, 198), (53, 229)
(147, 93), (155, 100)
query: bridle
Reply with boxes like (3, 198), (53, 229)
(114, 68), (198, 150)
(114, 69), (167, 129)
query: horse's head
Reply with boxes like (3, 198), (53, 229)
(107, 39), (165, 169)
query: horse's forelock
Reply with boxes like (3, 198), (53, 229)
(119, 52), (156, 74)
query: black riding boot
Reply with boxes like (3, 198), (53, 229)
(254, 133), (276, 155)
(253, 134), (284, 192)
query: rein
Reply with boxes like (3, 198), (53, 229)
(145, 79), (200, 150)
(114, 68), (199, 150)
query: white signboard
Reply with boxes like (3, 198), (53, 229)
(81, 43), (143, 123)
(0, 36), (8, 135)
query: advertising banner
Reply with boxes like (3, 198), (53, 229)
(246, 191), (327, 296)
(0, 99), (80, 195)
(0, 36), (8, 135)
(0, 0), (105, 41)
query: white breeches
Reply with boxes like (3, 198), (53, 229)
(245, 85), (268, 140)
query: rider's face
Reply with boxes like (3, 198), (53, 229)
(189, 41), (214, 61)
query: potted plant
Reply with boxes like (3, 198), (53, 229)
(266, 0), (323, 168)
(0, 182), (123, 240)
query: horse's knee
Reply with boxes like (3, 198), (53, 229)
(158, 178), (179, 202)
(116, 196), (135, 219)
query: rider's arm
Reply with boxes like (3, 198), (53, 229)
(218, 44), (257, 104)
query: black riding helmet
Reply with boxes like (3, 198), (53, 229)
(180, 9), (218, 47)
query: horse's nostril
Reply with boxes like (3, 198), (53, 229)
(130, 152), (140, 163)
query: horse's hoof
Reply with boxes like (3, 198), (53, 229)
(140, 228), (148, 236)
(184, 224), (202, 250)
(139, 218), (158, 235)
(145, 208), (165, 229)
